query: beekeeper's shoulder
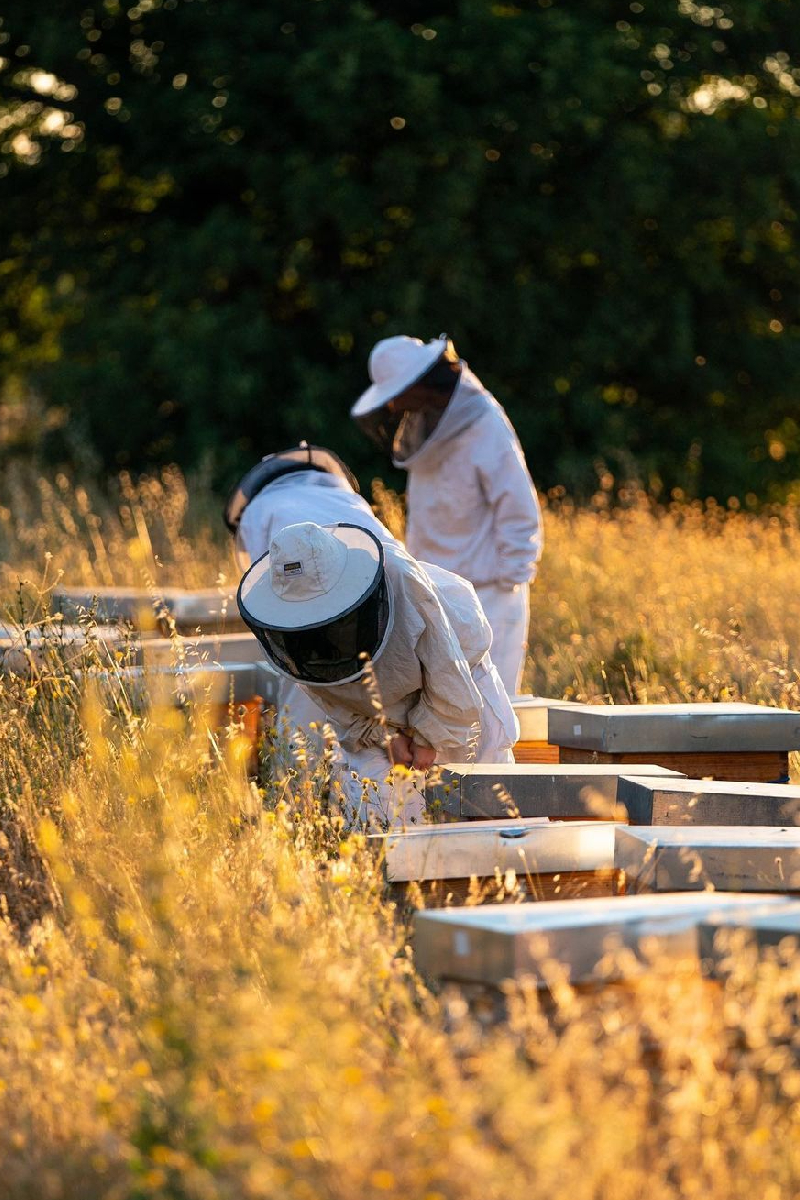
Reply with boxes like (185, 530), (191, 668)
(383, 542), (440, 616)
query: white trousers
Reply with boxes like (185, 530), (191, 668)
(475, 583), (530, 696)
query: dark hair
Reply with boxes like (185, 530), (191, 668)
(416, 352), (461, 397)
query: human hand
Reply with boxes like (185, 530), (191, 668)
(410, 741), (436, 771)
(388, 732), (414, 766)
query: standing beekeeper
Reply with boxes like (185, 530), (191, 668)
(351, 334), (543, 696)
(236, 516), (518, 828)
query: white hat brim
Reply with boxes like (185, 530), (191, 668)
(238, 524), (382, 631)
(351, 339), (446, 417)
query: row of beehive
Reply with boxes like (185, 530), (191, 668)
(384, 693), (800, 994)
(7, 592), (800, 999)
(378, 810), (800, 993)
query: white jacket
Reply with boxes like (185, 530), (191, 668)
(236, 471), (517, 757)
(238, 472), (398, 564)
(394, 366), (543, 589)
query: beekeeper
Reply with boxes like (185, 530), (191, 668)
(351, 334), (542, 695)
(225, 443), (403, 747)
(237, 520), (518, 827)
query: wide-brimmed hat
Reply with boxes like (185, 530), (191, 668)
(237, 521), (382, 631)
(351, 334), (448, 418)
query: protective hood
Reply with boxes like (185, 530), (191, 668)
(392, 366), (493, 470)
(237, 522), (393, 686)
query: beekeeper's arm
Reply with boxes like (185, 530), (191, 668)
(403, 572), (483, 759)
(237, 492), (274, 563)
(475, 423), (543, 588)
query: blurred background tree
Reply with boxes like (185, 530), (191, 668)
(1, 0), (800, 500)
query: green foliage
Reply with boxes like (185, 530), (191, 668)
(2, 0), (800, 498)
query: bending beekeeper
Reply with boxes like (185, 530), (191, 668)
(225, 442), (403, 745)
(237, 520), (518, 827)
(351, 334), (542, 695)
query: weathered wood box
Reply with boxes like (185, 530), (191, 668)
(54, 585), (245, 633)
(371, 819), (619, 906)
(616, 775), (800, 827)
(427, 763), (684, 821)
(615, 826), (800, 893)
(549, 702), (800, 782)
(414, 892), (796, 988)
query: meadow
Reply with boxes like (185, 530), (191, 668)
(0, 468), (799, 1199)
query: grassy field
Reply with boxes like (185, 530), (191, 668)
(0, 469), (799, 1198)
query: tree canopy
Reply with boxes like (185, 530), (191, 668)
(2, 0), (800, 500)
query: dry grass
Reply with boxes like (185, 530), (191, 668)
(0, 470), (798, 1198)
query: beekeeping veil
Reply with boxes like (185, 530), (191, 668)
(237, 522), (391, 685)
(350, 334), (459, 455)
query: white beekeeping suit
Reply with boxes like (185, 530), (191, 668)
(237, 512), (518, 828)
(307, 543), (517, 767)
(351, 336), (543, 695)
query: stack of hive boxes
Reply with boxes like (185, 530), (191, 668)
(371, 701), (800, 1003)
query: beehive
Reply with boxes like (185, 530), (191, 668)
(427, 763), (684, 821)
(548, 702), (800, 782)
(615, 825), (800, 893)
(616, 776), (800, 827)
(414, 892), (796, 987)
(371, 819), (619, 905)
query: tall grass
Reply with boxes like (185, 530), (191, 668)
(0, 469), (799, 1197)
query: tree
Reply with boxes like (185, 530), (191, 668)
(2, 0), (800, 499)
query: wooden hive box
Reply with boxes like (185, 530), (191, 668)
(616, 775), (800, 827)
(426, 763), (685, 821)
(414, 892), (796, 988)
(85, 660), (266, 766)
(698, 902), (800, 980)
(54, 585), (245, 634)
(138, 631), (266, 668)
(371, 819), (620, 906)
(0, 622), (124, 675)
(512, 696), (575, 763)
(615, 825), (800, 894)
(549, 702), (800, 782)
